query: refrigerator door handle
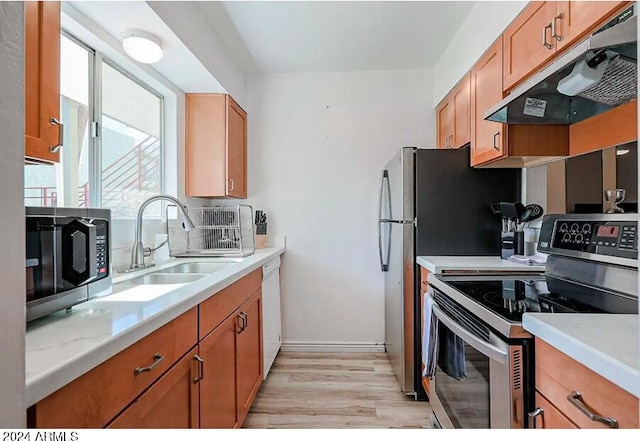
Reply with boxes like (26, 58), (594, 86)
(378, 171), (391, 272)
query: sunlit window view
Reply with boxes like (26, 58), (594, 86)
(24, 33), (163, 218)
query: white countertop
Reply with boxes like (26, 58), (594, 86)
(522, 313), (639, 398)
(416, 255), (546, 274)
(25, 246), (285, 407)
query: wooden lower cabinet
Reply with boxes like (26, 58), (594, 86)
(533, 338), (639, 429)
(29, 271), (265, 429)
(199, 313), (239, 428)
(200, 289), (263, 428)
(236, 290), (263, 423)
(531, 392), (578, 429)
(108, 348), (200, 428)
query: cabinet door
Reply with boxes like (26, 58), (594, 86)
(531, 392), (578, 429)
(436, 98), (453, 149)
(199, 314), (239, 429)
(471, 37), (506, 167)
(107, 348), (200, 429)
(25, 1), (61, 163)
(452, 74), (471, 148)
(226, 96), (247, 198)
(236, 290), (263, 425)
(555, 2), (627, 51)
(503, 2), (558, 91)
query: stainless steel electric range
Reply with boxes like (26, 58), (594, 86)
(426, 213), (638, 429)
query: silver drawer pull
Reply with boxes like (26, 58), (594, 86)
(567, 390), (618, 428)
(134, 352), (165, 375)
(528, 407), (544, 428)
(193, 354), (204, 383)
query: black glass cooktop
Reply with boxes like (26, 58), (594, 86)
(444, 276), (606, 322)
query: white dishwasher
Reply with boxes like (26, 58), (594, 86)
(261, 256), (281, 378)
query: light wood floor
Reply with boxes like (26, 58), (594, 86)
(243, 351), (432, 429)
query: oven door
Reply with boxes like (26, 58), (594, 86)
(429, 302), (526, 429)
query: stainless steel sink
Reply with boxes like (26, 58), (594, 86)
(157, 261), (237, 274)
(125, 273), (206, 285)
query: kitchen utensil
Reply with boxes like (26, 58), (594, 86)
(604, 189), (626, 213)
(514, 202), (526, 219)
(521, 204), (543, 223)
(500, 202), (518, 232)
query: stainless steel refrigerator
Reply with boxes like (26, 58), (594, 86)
(378, 147), (520, 399)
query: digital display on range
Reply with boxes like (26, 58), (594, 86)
(596, 225), (619, 238)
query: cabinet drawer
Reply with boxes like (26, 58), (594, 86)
(532, 391), (578, 429)
(535, 338), (639, 429)
(199, 268), (262, 339)
(30, 308), (198, 428)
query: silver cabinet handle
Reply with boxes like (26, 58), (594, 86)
(567, 391), (618, 428)
(193, 354), (204, 383)
(447, 134), (453, 149)
(552, 13), (563, 41)
(542, 23), (553, 49)
(49, 117), (64, 153)
(528, 407), (544, 428)
(134, 352), (165, 375)
(237, 312), (247, 334)
(493, 132), (500, 150)
(228, 178), (235, 192)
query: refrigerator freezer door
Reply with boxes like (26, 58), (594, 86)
(383, 148), (416, 396)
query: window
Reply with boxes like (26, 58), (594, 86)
(24, 32), (164, 218)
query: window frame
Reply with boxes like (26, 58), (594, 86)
(61, 28), (166, 215)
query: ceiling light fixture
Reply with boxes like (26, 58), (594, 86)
(121, 29), (164, 64)
(616, 149), (630, 156)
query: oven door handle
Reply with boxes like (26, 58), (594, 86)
(432, 304), (508, 365)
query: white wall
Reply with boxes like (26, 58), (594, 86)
(433, 1), (527, 104)
(0, 1), (26, 427)
(246, 70), (435, 347)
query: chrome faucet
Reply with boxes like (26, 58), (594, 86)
(127, 194), (196, 271)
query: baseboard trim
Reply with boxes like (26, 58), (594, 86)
(280, 342), (386, 353)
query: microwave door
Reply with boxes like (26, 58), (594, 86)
(61, 219), (97, 286)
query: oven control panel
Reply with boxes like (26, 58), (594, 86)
(550, 220), (637, 258)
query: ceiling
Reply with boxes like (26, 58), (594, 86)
(198, 1), (476, 73)
(68, 1), (224, 92)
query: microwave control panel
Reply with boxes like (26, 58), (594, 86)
(94, 219), (110, 279)
(551, 220), (637, 258)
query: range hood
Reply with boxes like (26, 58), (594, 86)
(485, 6), (637, 125)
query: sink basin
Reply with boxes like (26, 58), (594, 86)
(157, 261), (236, 274)
(125, 273), (206, 285)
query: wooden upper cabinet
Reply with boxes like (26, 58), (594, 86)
(107, 348), (200, 429)
(436, 99), (453, 149)
(471, 37), (506, 166)
(25, 1), (62, 163)
(503, 2), (558, 91)
(555, 1), (628, 50)
(186, 93), (248, 198)
(503, 1), (630, 91)
(436, 74), (471, 150)
(452, 74), (471, 148)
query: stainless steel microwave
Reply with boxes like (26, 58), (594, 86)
(25, 207), (112, 322)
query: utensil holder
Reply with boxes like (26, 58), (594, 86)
(514, 231), (525, 256)
(255, 234), (268, 249)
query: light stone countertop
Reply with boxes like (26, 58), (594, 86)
(522, 313), (639, 398)
(416, 255), (546, 274)
(25, 246), (285, 407)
